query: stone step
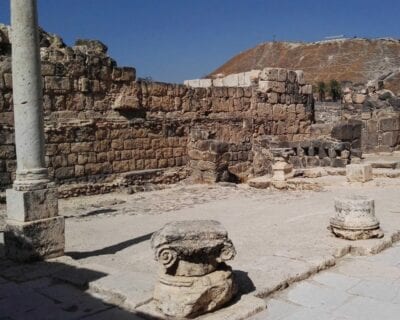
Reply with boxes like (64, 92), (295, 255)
(88, 271), (155, 310)
(366, 160), (400, 169)
(137, 294), (267, 320)
(373, 168), (400, 178)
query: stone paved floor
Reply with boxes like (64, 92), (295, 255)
(1, 242), (400, 319)
(2, 176), (400, 319)
(0, 258), (144, 319)
(251, 243), (400, 320)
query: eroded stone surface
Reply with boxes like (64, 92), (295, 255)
(272, 161), (294, 181)
(346, 164), (373, 182)
(5, 216), (65, 261)
(6, 186), (58, 222)
(330, 195), (383, 240)
(150, 220), (237, 318)
(154, 267), (236, 319)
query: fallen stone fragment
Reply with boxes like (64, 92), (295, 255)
(272, 161), (294, 181)
(330, 195), (384, 240)
(150, 220), (237, 318)
(346, 164), (373, 182)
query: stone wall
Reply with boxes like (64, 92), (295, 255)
(314, 102), (342, 124)
(0, 26), (316, 194)
(312, 81), (400, 153)
(344, 85), (400, 153)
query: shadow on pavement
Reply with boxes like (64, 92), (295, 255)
(234, 269), (256, 295)
(65, 232), (153, 260)
(0, 241), (147, 319)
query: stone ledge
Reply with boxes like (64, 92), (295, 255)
(136, 294), (267, 320)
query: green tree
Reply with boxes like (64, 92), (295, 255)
(329, 79), (342, 102)
(317, 81), (326, 102)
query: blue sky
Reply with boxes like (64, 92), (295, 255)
(1, 0), (399, 83)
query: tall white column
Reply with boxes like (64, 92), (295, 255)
(5, 0), (65, 262)
(11, 0), (48, 187)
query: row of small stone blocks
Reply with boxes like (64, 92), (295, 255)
(47, 156), (189, 181)
(185, 68), (312, 92)
(293, 145), (352, 159)
(290, 155), (349, 168)
(0, 63), (135, 92)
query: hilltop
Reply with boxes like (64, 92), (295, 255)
(208, 38), (400, 94)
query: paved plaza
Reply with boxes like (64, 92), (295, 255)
(252, 243), (400, 320)
(1, 174), (400, 319)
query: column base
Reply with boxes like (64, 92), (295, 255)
(6, 186), (58, 221)
(5, 216), (65, 262)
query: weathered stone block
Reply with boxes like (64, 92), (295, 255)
(199, 79), (212, 87)
(154, 269), (236, 319)
(331, 122), (362, 141)
(6, 187), (58, 222)
(0, 112), (13, 126)
(382, 131), (399, 147)
(332, 158), (348, 168)
(54, 166), (75, 179)
(41, 62), (55, 76)
(346, 164), (373, 182)
(245, 69), (261, 85)
(5, 216), (65, 262)
(277, 68), (288, 82)
(287, 70), (297, 83)
(267, 92), (279, 103)
(0, 172), (11, 185)
(184, 79), (199, 87)
(212, 78), (224, 87)
(379, 117), (400, 131)
(4, 73), (12, 88)
(259, 68), (287, 82)
(112, 67), (136, 82)
(295, 70), (305, 85)
(223, 74), (239, 87)
(272, 161), (294, 181)
(44, 76), (71, 91)
(78, 77), (90, 92)
(272, 104), (287, 120)
(259, 80), (286, 93)
(300, 84), (313, 95)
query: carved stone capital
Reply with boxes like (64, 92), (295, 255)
(151, 220), (236, 276)
(151, 220), (238, 318)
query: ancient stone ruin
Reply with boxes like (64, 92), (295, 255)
(330, 195), (384, 240)
(346, 163), (373, 183)
(150, 220), (237, 318)
(0, 22), (324, 196)
(3, 1), (400, 319)
(2, 15), (400, 198)
(3, 0), (65, 261)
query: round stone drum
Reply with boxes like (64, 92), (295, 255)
(330, 195), (383, 240)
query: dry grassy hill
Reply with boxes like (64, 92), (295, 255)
(209, 38), (400, 94)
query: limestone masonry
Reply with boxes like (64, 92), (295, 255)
(1, 25), (400, 196)
(0, 25), (315, 195)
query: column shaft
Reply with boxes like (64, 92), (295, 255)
(11, 0), (48, 183)
(6, 0), (65, 262)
